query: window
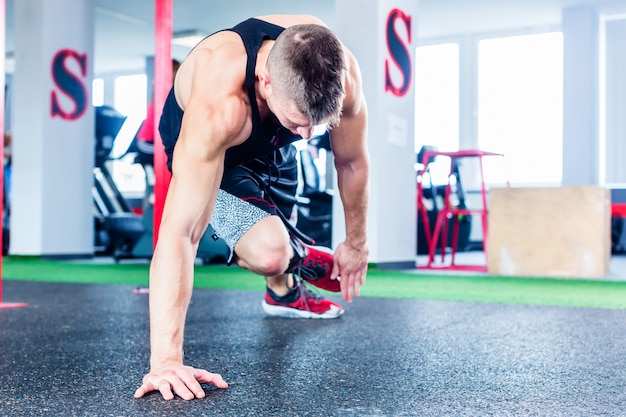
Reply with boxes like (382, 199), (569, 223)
(113, 74), (147, 118)
(111, 74), (149, 196)
(478, 32), (563, 184)
(414, 43), (459, 153)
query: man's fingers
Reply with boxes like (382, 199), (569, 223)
(349, 271), (360, 298)
(339, 266), (367, 302)
(134, 380), (170, 399)
(168, 374), (202, 401)
(194, 369), (229, 389)
(175, 372), (204, 399)
(134, 383), (153, 398)
(331, 261), (341, 282)
(194, 369), (228, 388)
(158, 381), (175, 401)
(135, 368), (229, 401)
(341, 271), (355, 303)
(156, 376), (197, 401)
(353, 274), (361, 297)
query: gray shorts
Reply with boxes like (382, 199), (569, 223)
(209, 146), (300, 262)
(210, 189), (271, 262)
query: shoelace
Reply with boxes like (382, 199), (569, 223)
(296, 280), (324, 312)
(292, 261), (326, 281)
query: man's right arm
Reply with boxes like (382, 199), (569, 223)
(136, 134), (228, 400)
(135, 48), (248, 401)
(133, 109), (234, 399)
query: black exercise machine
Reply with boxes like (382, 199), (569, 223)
(93, 106), (144, 259)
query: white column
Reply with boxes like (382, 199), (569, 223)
(603, 17), (626, 184)
(335, 0), (419, 267)
(562, 6), (600, 186)
(11, 0), (95, 256)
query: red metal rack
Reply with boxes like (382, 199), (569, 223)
(417, 149), (508, 272)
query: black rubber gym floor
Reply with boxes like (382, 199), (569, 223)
(1, 280), (626, 416)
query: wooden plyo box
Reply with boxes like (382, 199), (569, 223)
(487, 186), (611, 278)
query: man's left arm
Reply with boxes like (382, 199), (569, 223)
(329, 51), (370, 303)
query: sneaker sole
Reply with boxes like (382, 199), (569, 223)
(262, 301), (344, 319)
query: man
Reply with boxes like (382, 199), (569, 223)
(134, 14), (369, 401)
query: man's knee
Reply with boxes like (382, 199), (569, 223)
(234, 216), (292, 276)
(247, 245), (291, 276)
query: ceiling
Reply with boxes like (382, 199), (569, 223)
(6, 0), (625, 75)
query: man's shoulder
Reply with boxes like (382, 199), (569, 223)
(179, 36), (247, 89)
(190, 30), (245, 58)
(173, 44), (247, 116)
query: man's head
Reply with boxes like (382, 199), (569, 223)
(267, 24), (346, 129)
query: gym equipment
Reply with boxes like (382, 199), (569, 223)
(93, 106), (145, 260)
(418, 147), (507, 271)
(611, 190), (626, 254)
(3, 154), (9, 257)
(296, 141), (333, 248)
(416, 145), (472, 256)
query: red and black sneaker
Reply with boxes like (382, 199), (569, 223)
(262, 279), (344, 319)
(290, 244), (340, 292)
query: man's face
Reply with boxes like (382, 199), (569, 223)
(267, 86), (314, 139)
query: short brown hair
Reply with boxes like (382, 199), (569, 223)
(267, 24), (346, 127)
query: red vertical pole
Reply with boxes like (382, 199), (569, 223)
(0, 0), (26, 309)
(0, 0), (5, 304)
(153, 0), (173, 249)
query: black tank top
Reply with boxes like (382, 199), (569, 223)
(158, 18), (302, 171)
(224, 18), (302, 168)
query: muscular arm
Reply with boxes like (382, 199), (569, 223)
(135, 49), (248, 400)
(146, 111), (225, 371)
(329, 49), (370, 302)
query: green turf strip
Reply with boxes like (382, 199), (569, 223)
(3, 257), (626, 310)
